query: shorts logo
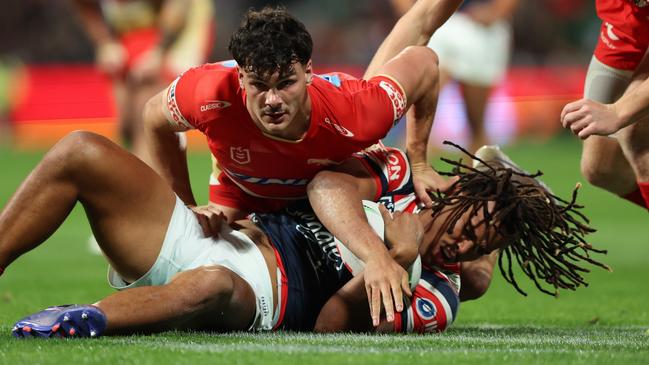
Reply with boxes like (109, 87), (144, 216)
(416, 297), (436, 320)
(323, 117), (354, 137)
(230, 146), (251, 165)
(200, 100), (231, 112)
(379, 80), (406, 121)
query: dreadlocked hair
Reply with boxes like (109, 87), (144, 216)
(228, 6), (313, 78)
(430, 141), (610, 296)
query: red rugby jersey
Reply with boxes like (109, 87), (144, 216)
(165, 60), (406, 205)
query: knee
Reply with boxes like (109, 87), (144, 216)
(176, 266), (235, 314)
(580, 156), (612, 188)
(46, 131), (116, 175)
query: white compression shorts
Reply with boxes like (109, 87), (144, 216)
(108, 196), (275, 331)
(427, 12), (511, 86)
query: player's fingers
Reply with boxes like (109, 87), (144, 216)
(578, 124), (599, 140)
(381, 284), (395, 323)
(440, 175), (460, 192)
(378, 203), (392, 222)
(561, 99), (585, 122)
(414, 184), (433, 208)
(401, 271), (412, 298)
(392, 281), (404, 312)
(195, 214), (211, 237)
(207, 214), (222, 238)
(371, 286), (381, 327)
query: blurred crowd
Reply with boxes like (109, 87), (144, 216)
(0, 0), (597, 67)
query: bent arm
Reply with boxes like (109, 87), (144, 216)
(143, 88), (197, 206)
(365, 0), (463, 79)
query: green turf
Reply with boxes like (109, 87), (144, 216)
(0, 135), (648, 364)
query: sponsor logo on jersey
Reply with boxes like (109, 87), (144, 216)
(287, 208), (345, 271)
(230, 146), (251, 165)
(387, 152), (402, 182)
(601, 22), (620, 49)
(416, 297), (437, 321)
(307, 158), (340, 166)
(226, 169), (310, 186)
(200, 100), (231, 112)
(379, 80), (406, 121)
(323, 117), (355, 137)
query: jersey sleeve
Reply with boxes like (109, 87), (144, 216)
(392, 269), (460, 333)
(342, 74), (407, 143)
(164, 64), (236, 132)
(164, 68), (201, 131)
(352, 145), (414, 206)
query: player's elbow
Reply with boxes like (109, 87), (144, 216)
(142, 93), (168, 134)
(459, 268), (493, 302)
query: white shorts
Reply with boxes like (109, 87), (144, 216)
(427, 12), (511, 86)
(108, 196), (275, 331)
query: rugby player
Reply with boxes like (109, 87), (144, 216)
(73, 0), (215, 161)
(2, 132), (605, 337)
(142, 5), (454, 321)
(0, 132), (459, 337)
(560, 0), (649, 211)
(307, 142), (609, 327)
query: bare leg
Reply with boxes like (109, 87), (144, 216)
(97, 266), (257, 334)
(459, 81), (491, 153)
(580, 56), (637, 195)
(0, 131), (175, 282)
(127, 77), (166, 165)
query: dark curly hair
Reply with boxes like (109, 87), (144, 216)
(431, 141), (610, 296)
(228, 6), (313, 78)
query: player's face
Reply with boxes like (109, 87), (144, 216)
(427, 204), (505, 264)
(238, 61), (313, 140)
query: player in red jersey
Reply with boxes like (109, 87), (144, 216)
(560, 0), (649, 211)
(2, 133), (603, 337)
(143, 6), (455, 320)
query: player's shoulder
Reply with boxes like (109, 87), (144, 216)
(169, 60), (242, 128)
(177, 60), (240, 96)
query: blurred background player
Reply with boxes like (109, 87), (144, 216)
(560, 0), (649, 211)
(423, 0), (518, 152)
(72, 0), (215, 162)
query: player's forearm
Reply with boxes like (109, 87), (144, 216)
(73, 0), (116, 47)
(613, 76), (649, 128)
(157, 0), (192, 52)
(307, 172), (389, 261)
(146, 129), (196, 206)
(365, 0), (462, 78)
(405, 72), (439, 165)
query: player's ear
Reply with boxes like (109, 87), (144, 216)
(305, 60), (313, 84)
(237, 66), (245, 88)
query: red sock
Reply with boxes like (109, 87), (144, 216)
(623, 187), (647, 208)
(639, 181), (649, 211)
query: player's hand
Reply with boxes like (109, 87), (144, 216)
(411, 162), (459, 208)
(364, 248), (412, 327)
(130, 47), (164, 82)
(96, 41), (127, 77)
(188, 204), (227, 238)
(380, 204), (421, 266)
(560, 98), (626, 139)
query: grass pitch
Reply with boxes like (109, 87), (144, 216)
(0, 135), (648, 364)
